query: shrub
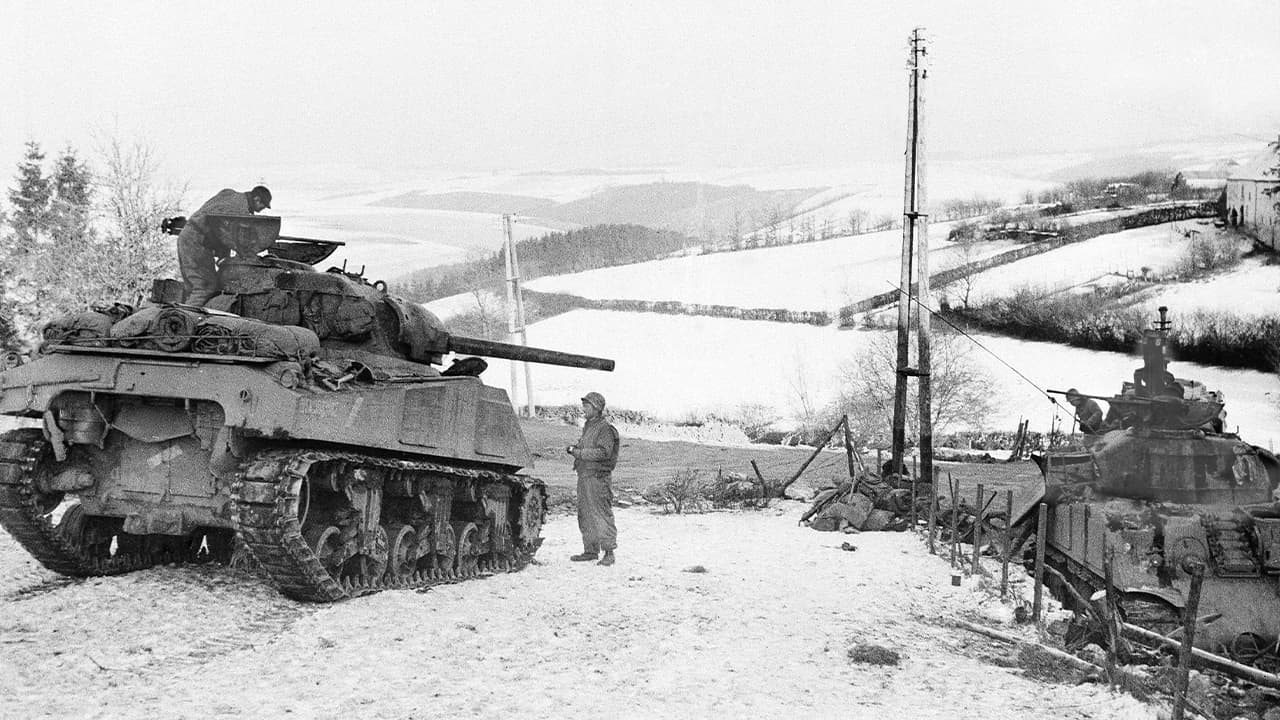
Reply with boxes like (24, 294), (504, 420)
(1173, 234), (1242, 277)
(642, 468), (711, 514)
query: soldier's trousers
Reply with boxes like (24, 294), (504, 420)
(176, 233), (220, 307)
(576, 471), (617, 552)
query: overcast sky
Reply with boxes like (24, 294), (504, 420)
(3, 0), (1278, 183)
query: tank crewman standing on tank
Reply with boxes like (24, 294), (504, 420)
(566, 391), (620, 566)
(177, 185), (272, 306)
(1065, 388), (1105, 434)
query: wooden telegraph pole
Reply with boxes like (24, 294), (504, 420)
(892, 28), (931, 480)
(502, 214), (534, 416)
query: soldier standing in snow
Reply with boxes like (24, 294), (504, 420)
(567, 391), (620, 566)
(177, 185), (272, 306)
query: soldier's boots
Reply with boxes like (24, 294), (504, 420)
(597, 551), (615, 567)
(569, 551), (598, 562)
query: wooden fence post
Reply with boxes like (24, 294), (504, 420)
(1001, 490), (1013, 600)
(972, 483), (985, 576)
(1033, 503), (1047, 624)
(1171, 564), (1206, 720)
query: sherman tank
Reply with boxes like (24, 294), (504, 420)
(0, 213), (613, 601)
(1031, 306), (1280, 663)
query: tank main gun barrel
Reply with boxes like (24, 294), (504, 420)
(445, 335), (614, 372)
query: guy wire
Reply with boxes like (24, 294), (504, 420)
(886, 281), (1069, 414)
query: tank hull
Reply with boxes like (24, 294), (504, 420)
(1037, 426), (1280, 657)
(0, 348), (546, 601)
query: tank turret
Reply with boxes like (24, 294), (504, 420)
(157, 216), (613, 373)
(1027, 307), (1280, 662)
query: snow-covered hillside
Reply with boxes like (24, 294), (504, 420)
(523, 222), (1021, 313)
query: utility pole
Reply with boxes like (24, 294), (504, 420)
(502, 214), (534, 416)
(891, 28), (930, 481)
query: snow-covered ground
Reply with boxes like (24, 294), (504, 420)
(0, 505), (1156, 720)
(524, 222), (1020, 313)
(1143, 255), (1280, 317)
(957, 219), (1246, 304)
(474, 310), (1280, 447)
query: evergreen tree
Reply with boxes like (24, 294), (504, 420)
(0, 136), (182, 348)
(8, 141), (52, 243)
(51, 146), (93, 238)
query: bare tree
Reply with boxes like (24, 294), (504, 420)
(832, 332), (994, 447)
(943, 226), (984, 308)
(91, 134), (185, 307)
(846, 208), (867, 236)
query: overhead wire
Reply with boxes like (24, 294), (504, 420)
(886, 281), (1072, 419)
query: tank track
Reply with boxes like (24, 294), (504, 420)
(0, 428), (157, 576)
(1042, 544), (1181, 632)
(231, 447), (546, 602)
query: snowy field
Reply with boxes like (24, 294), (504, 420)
(476, 309), (1280, 448)
(524, 222), (1021, 313)
(957, 220), (1228, 304)
(0, 505), (1155, 720)
(1143, 255), (1280, 317)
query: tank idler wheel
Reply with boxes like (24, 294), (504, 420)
(384, 523), (418, 580)
(305, 525), (346, 577)
(452, 522), (481, 576)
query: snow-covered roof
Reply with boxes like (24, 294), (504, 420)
(1226, 147), (1280, 182)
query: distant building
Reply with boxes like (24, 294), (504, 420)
(1174, 158), (1238, 192)
(1225, 146), (1280, 249)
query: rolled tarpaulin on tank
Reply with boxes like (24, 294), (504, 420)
(108, 306), (164, 348)
(193, 315), (319, 361)
(191, 316), (246, 355)
(151, 307), (197, 352)
(41, 311), (114, 347)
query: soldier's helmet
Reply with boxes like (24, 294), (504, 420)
(581, 392), (606, 412)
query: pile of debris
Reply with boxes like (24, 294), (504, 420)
(802, 474), (917, 533)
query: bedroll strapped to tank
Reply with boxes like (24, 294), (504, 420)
(44, 304), (320, 362)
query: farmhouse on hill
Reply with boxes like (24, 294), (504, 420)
(1225, 144), (1280, 248)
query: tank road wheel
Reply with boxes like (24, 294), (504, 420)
(385, 523), (418, 581)
(305, 525), (346, 577)
(452, 522), (481, 576)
